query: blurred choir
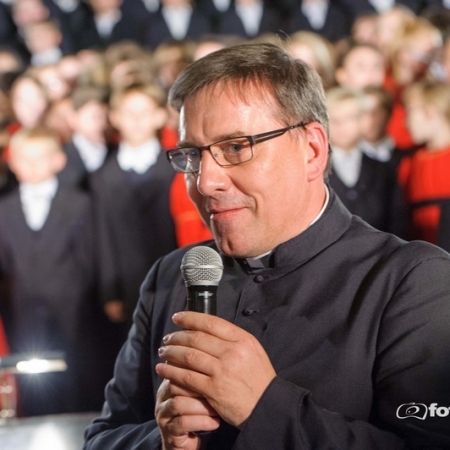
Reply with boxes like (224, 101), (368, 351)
(1, 0), (450, 417)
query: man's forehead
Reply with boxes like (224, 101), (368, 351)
(178, 80), (278, 137)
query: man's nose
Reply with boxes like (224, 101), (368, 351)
(196, 149), (230, 196)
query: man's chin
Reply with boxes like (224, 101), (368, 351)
(214, 236), (261, 259)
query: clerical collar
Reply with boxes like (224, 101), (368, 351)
(240, 186), (330, 269)
(243, 251), (272, 269)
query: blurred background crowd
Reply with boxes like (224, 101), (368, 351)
(1, 0), (450, 419)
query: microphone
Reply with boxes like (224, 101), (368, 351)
(180, 246), (224, 315)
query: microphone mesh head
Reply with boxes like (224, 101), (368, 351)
(181, 246), (224, 286)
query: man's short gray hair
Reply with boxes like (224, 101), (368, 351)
(168, 42), (331, 175)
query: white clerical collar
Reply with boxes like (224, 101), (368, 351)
(309, 184), (329, 227)
(245, 185), (330, 267)
(162, 4), (192, 40)
(235, 2), (263, 37)
(117, 138), (160, 174)
(73, 132), (108, 173)
(301, 0), (328, 30)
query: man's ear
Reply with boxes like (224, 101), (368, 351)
(304, 122), (329, 182)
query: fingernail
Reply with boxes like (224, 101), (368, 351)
(172, 312), (183, 322)
(163, 334), (170, 343)
(158, 347), (165, 355)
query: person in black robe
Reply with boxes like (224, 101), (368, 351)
(58, 84), (113, 191)
(326, 86), (408, 239)
(90, 82), (177, 346)
(217, 0), (284, 40)
(141, 0), (212, 50)
(0, 126), (111, 416)
(83, 42), (450, 450)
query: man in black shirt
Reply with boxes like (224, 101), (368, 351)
(84, 43), (450, 450)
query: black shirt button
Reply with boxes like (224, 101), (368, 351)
(254, 275), (264, 283)
(242, 308), (259, 316)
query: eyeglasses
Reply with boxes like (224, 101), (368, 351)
(166, 122), (308, 173)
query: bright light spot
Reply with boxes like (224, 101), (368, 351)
(16, 359), (51, 373)
(16, 359), (67, 374)
(29, 423), (68, 450)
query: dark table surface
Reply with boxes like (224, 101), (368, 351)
(0, 411), (99, 450)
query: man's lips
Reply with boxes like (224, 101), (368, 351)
(208, 206), (246, 220)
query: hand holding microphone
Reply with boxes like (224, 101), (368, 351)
(156, 246), (276, 432)
(155, 247), (224, 446)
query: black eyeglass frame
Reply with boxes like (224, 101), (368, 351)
(166, 121), (308, 173)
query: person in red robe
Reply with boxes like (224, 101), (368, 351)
(399, 80), (450, 244)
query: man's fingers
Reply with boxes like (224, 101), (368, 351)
(156, 362), (211, 393)
(162, 394), (218, 418)
(161, 311), (252, 359)
(171, 311), (243, 341)
(166, 414), (220, 437)
(164, 381), (204, 399)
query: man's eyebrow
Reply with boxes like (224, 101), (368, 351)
(177, 131), (247, 148)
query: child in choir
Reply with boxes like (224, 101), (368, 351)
(399, 80), (450, 244)
(58, 83), (112, 189)
(327, 86), (407, 238)
(286, 30), (337, 90)
(8, 70), (50, 134)
(90, 82), (177, 342)
(21, 18), (68, 67)
(359, 85), (397, 162)
(143, 0), (212, 50)
(0, 127), (108, 416)
(385, 17), (442, 149)
(335, 42), (386, 90)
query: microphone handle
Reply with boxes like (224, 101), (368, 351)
(186, 284), (217, 437)
(187, 285), (217, 315)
